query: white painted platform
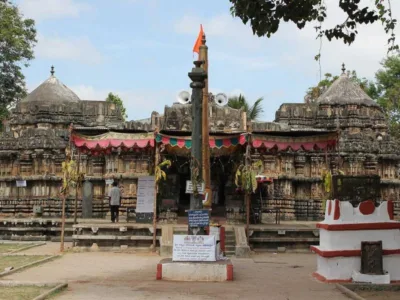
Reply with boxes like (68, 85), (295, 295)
(352, 270), (390, 284)
(156, 258), (233, 282)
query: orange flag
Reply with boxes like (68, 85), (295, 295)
(193, 24), (204, 54)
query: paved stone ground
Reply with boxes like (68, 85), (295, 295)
(2, 243), (349, 300)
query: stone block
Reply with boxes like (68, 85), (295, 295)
(156, 258), (233, 282)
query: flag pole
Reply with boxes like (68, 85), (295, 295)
(199, 32), (212, 208)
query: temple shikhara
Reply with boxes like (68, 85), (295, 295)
(0, 64), (399, 225)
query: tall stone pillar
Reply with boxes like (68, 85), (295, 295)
(188, 60), (207, 210)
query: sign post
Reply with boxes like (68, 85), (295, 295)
(136, 176), (155, 223)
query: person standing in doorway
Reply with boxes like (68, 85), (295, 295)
(108, 181), (121, 223)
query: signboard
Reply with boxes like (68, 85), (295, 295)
(16, 180), (27, 187)
(188, 209), (209, 227)
(172, 235), (216, 262)
(185, 181), (205, 194)
(136, 176), (155, 213)
(105, 179), (114, 185)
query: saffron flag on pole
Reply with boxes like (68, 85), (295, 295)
(193, 24), (204, 54)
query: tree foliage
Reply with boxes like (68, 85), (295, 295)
(374, 55), (400, 138)
(229, 0), (398, 53)
(0, 0), (36, 120)
(228, 94), (264, 121)
(106, 92), (127, 120)
(235, 160), (262, 194)
(304, 70), (378, 103)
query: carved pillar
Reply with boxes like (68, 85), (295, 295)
(43, 153), (50, 175)
(12, 158), (20, 176)
(294, 155), (306, 176)
(31, 153), (38, 175)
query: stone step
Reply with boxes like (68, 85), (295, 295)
(10, 236), (47, 241)
(250, 237), (319, 243)
(72, 235), (161, 241)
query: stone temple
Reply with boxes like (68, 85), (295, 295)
(0, 66), (399, 223)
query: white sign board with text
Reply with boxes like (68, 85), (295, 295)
(136, 176), (155, 213)
(16, 180), (27, 187)
(172, 235), (216, 262)
(185, 181), (205, 194)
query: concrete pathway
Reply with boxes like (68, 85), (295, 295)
(2, 243), (349, 300)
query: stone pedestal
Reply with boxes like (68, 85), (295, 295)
(156, 258), (233, 281)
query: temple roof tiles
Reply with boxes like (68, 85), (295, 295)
(317, 73), (380, 108)
(22, 74), (80, 104)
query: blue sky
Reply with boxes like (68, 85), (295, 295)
(15, 0), (400, 121)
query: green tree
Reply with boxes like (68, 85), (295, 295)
(106, 92), (127, 120)
(229, 0), (398, 52)
(374, 55), (400, 138)
(304, 71), (377, 103)
(0, 0), (36, 124)
(228, 94), (264, 121)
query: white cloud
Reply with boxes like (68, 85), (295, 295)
(35, 34), (105, 65)
(175, 0), (400, 79)
(70, 85), (176, 120)
(18, 0), (92, 21)
(174, 14), (265, 51)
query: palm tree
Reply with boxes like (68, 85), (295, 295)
(227, 94), (264, 121)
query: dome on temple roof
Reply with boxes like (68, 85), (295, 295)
(22, 67), (80, 104)
(317, 73), (379, 108)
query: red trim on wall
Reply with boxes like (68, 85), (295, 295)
(313, 272), (400, 284)
(313, 272), (352, 283)
(388, 200), (394, 220)
(317, 222), (400, 231)
(310, 246), (400, 258)
(220, 227), (226, 252)
(333, 200), (341, 220)
(327, 201), (332, 216)
(156, 264), (162, 280)
(227, 264), (234, 281)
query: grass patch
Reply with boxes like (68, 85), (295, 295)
(0, 255), (50, 272)
(0, 244), (27, 254)
(0, 286), (49, 300)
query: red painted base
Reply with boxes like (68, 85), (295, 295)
(313, 272), (352, 283)
(313, 272), (400, 284)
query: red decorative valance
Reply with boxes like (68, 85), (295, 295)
(72, 132), (155, 150)
(251, 133), (337, 151)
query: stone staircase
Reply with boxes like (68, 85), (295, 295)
(72, 223), (161, 250)
(224, 229), (236, 257)
(249, 227), (319, 252)
(0, 219), (75, 242)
